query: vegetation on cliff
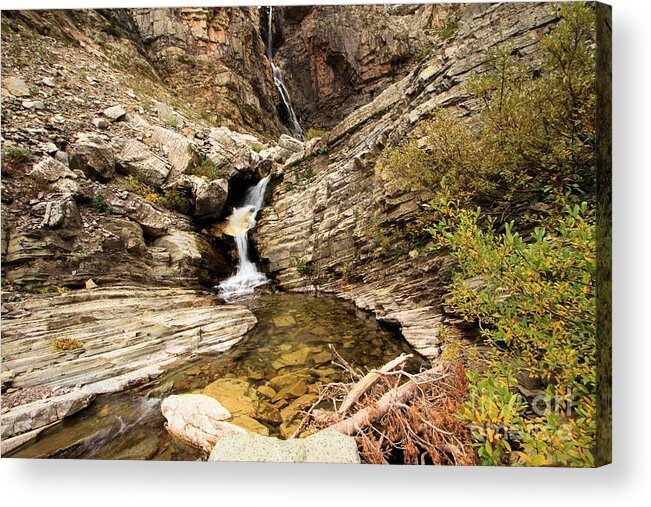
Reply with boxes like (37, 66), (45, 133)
(377, 3), (597, 466)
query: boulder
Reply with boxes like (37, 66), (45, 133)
(103, 105), (126, 121)
(193, 178), (228, 220)
(1, 390), (95, 440)
(69, 133), (115, 181)
(97, 190), (171, 237)
(4, 77), (30, 97)
(29, 156), (78, 183)
(209, 431), (361, 464)
(153, 230), (219, 271)
(116, 139), (170, 188)
(161, 394), (244, 452)
(22, 100), (45, 110)
(207, 127), (258, 178)
(148, 125), (197, 179)
(278, 134), (304, 153)
(93, 118), (109, 129)
(32, 195), (82, 229)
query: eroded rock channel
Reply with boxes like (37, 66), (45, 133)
(6, 294), (424, 460)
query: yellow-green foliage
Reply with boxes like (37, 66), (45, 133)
(2, 143), (32, 166)
(428, 194), (596, 466)
(190, 157), (223, 180)
(305, 128), (327, 141)
(377, 3), (596, 208)
(52, 336), (83, 351)
(125, 175), (159, 202)
(380, 4), (598, 467)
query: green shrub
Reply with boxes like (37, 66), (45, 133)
(412, 44), (435, 63)
(305, 128), (327, 141)
(92, 192), (112, 214)
(125, 175), (159, 202)
(436, 20), (458, 41)
(100, 19), (121, 37)
(295, 258), (315, 277)
(163, 115), (180, 128)
(428, 194), (596, 466)
(377, 3), (596, 210)
(157, 188), (182, 211)
(190, 157), (223, 180)
(2, 143), (32, 165)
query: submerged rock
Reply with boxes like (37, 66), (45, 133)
(208, 431), (361, 464)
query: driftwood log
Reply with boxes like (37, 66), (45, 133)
(319, 364), (447, 436)
(336, 353), (412, 415)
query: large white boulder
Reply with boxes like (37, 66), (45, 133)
(161, 394), (247, 453)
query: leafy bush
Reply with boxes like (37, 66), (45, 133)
(163, 115), (180, 128)
(428, 194), (596, 466)
(436, 20), (458, 40)
(305, 128), (327, 141)
(125, 175), (159, 202)
(190, 157), (223, 180)
(157, 188), (183, 211)
(2, 143), (32, 166)
(412, 44), (435, 64)
(101, 19), (121, 37)
(92, 192), (112, 214)
(377, 3), (596, 210)
(295, 258), (315, 277)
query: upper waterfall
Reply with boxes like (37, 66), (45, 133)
(267, 6), (304, 140)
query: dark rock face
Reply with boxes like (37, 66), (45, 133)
(274, 4), (463, 129)
(254, 3), (557, 358)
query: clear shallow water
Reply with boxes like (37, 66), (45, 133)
(8, 294), (425, 460)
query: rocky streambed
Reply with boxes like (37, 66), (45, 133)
(4, 293), (425, 460)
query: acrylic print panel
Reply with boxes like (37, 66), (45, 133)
(0, 2), (611, 466)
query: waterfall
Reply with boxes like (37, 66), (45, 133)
(218, 176), (271, 299)
(267, 6), (304, 140)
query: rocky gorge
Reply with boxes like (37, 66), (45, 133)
(1, 3), (604, 463)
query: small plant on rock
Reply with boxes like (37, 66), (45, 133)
(52, 336), (83, 351)
(2, 143), (32, 166)
(295, 258), (315, 278)
(190, 157), (223, 180)
(92, 192), (113, 214)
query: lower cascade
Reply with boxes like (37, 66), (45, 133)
(217, 176), (271, 299)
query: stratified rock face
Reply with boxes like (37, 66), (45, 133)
(130, 7), (286, 138)
(1, 287), (257, 442)
(254, 3), (556, 358)
(274, 4), (463, 129)
(208, 431), (361, 464)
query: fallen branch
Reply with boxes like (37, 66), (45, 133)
(337, 353), (412, 415)
(319, 364), (447, 436)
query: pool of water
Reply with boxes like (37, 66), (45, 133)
(8, 293), (426, 460)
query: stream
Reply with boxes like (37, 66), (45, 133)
(7, 293), (426, 460)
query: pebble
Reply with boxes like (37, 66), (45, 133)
(22, 100), (45, 110)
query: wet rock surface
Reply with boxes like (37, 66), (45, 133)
(1, 286), (257, 444)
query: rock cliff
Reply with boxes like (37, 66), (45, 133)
(253, 3), (558, 358)
(272, 3), (464, 128)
